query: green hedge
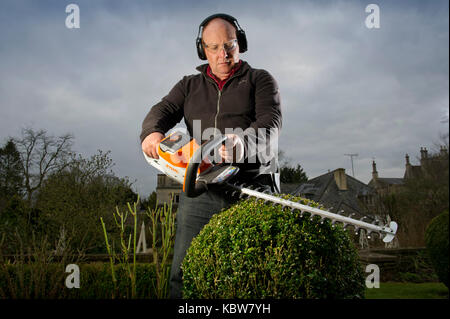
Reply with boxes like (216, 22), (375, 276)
(0, 262), (158, 299)
(182, 195), (366, 299)
(425, 211), (449, 287)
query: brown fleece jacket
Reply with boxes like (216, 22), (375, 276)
(140, 60), (282, 177)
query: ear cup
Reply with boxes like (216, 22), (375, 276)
(196, 37), (207, 60)
(236, 30), (247, 53)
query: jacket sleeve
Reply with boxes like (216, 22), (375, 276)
(250, 69), (282, 132)
(140, 78), (186, 143)
(238, 70), (282, 168)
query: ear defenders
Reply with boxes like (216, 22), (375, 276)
(196, 13), (247, 60)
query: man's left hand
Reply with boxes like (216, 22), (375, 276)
(219, 134), (245, 163)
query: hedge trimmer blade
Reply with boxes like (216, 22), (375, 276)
(228, 184), (398, 243)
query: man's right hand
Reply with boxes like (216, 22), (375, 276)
(142, 132), (164, 159)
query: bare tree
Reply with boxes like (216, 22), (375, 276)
(13, 128), (74, 208)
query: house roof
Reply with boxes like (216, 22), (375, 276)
(376, 178), (404, 185)
(291, 170), (376, 219)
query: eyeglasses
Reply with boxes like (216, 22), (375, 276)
(203, 39), (238, 54)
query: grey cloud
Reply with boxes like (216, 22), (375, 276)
(0, 0), (448, 196)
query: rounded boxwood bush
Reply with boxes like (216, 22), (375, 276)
(425, 211), (449, 287)
(182, 195), (365, 299)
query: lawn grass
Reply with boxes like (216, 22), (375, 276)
(365, 282), (449, 299)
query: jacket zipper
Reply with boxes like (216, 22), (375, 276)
(214, 89), (221, 130)
(203, 71), (242, 131)
(203, 77), (221, 131)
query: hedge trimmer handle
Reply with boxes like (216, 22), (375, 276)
(184, 135), (228, 197)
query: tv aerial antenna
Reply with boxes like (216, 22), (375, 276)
(344, 153), (358, 177)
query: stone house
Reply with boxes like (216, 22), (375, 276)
(155, 174), (182, 209)
(368, 146), (449, 195)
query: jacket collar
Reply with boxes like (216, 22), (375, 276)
(196, 60), (250, 78)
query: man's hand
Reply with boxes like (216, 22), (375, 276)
(142, 132), (164, 159)
(219, 134), (245, 163)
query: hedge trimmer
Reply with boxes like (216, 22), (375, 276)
(143, 131), (398, 243)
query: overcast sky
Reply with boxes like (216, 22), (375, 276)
(0, 0), (448, 197)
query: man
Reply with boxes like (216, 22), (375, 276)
(140, 13), (282, 298)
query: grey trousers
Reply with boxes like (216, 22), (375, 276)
(169, 173), (277, 299)
(169, 185), (238, 299)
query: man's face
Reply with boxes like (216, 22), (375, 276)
(202, 18), (240, 80)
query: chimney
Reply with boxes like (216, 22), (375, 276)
(372, 160), (378, 180)
(420, 147), (428, 160)
(420, 147), (428, 165)
(334, 168), (347, 191)
(404, 154), (411, 179)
